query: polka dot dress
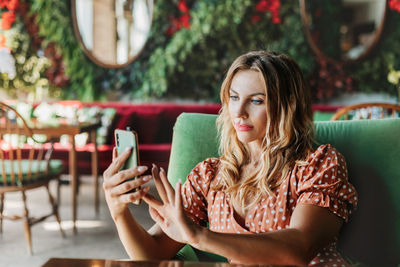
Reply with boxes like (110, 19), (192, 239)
(180, 144), (358, 266)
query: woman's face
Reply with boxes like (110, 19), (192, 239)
(228, 70), (268, 145)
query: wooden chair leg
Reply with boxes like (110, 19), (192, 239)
(0, 193), (4, 233)
(21, 191), (33, 255)
(94, 175), (99, 215)
(91, 129), (99, 215)
(56, 178), (61, 208)
(46, 184), (65, 238)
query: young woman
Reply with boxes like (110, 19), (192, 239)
(103, 51), (357, 266)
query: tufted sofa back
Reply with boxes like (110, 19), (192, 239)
(168, 113), (400, 265)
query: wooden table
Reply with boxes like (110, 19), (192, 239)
(42, 258), (245, 267)
(15, 119), (101, 233)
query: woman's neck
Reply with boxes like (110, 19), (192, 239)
(247, 140), (263, 165)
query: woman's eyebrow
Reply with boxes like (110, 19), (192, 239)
(229, 88), (265, 97)
(249, 92), (266, 97)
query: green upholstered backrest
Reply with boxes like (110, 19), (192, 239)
(168, 113), (400, 266)
(313, 111), (336, 121)
(0, 159), (64, 186)
(168, 113), (220, 185)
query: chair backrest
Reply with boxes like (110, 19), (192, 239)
(331, 102), (400, 120)
(168, 113), (400, 266)
(0, 102), (52, 187)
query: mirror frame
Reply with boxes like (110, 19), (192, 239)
(299, 0), (387, 65)
(71, 0), (153, 68)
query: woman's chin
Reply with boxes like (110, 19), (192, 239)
(236, 135), (255, 144)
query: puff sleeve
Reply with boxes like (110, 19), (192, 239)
(295, 145), (358, 222)
(180, 158), (219, 227)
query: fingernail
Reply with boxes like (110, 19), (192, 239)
(125, 146), (132, 151)
(143, 186), (150, 192)
(160, 167), (165, 173)
(138, 166), (148, 172)
(143, 175), (151, 181)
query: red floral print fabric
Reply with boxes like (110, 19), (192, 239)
(181, 144), (357, 266)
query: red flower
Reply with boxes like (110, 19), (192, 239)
(177, 0), (189, 13)
(165, 17), (181, 36)
(6, 0), (18, 10)
(269, 0), (280, 10)
(165, 0), (191, 36)
(253, 0), (282, 25)
(165, 26), (176, 36)
(0, 0), (7, 8)
(1, 11), (16, 30)
(389, 0), (400, 12)
(0, 34), (6, 47)
(256, 0), (269, 12)
(0, 0), (19, 10)
(251, 15), (261, 23)
(272, 16), (281, 24)
(179, 14), (190, 28)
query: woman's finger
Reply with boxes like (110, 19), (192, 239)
(152, 164), (169, 204)
(109, 175), (151, 196)
(142, 192), (164, 209)
(106, 147), (132, 175)
(112, 147), (118, 161)
(118, 186), (150, 203)
(148, 206), (164, 225)
(104, 166), (148, 189)
(160, 167), (175, 204)
(175, 181), (183, 214)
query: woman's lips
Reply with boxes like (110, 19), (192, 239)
(235, 122), (253, 131)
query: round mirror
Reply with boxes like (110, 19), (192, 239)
(300, 0), (387, 65)
(71, 0), (153, 68)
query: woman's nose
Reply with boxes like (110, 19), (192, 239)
(235, 101), (248, 119)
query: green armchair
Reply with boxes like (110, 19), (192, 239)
(168, 113), (400, 266)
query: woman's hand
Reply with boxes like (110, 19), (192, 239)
(103, 147), (152, 220)
(143, 165), (201, 246)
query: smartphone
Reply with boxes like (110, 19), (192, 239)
(114, 127), (141, 204)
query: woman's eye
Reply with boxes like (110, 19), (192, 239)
(230, 95), (239, 101)
(251, 99), (264, 105)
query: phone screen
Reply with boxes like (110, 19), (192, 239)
(114, 128), (141, 204)
(114, 129), (139, 170)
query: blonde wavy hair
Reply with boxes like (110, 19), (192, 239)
(215, 51), (315, 210)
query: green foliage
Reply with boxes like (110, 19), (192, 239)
(31, 0), (97, 101)
(0, 13), (50, 98)
(136, 0), (313, 100)
(349, 10), (400, 96)
(140, 0), (252, 99)
(2, 0), (400, 102)
(305, 0), (342, 59)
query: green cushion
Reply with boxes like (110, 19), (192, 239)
(168, 113), (400, 266)
(313, 111), (336, 121)
(0, 159), (64, 185)
(173, 244), (199, 261)
(168, 113), (219, 187)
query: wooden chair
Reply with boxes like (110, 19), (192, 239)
(0, 102), (65, 254)
(331, 102), (400, 121)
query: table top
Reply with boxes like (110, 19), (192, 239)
(42, 258), (240, 267)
